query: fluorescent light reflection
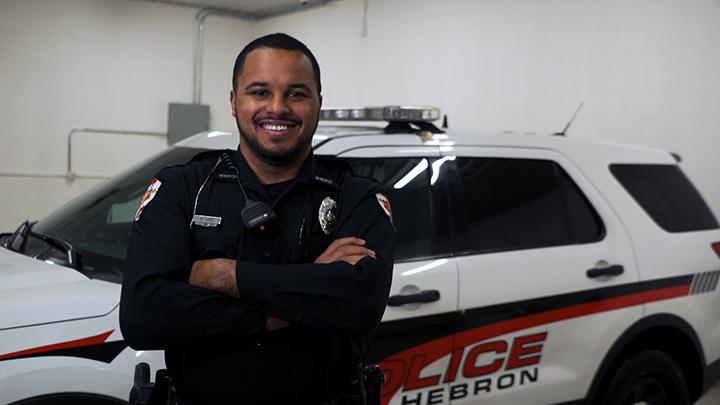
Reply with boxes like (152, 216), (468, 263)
(401, 259), (449, 276)
(313, 135), (329, 140)
(394, 158), (428, 189)
(207, 131), (229, 138)
(431, 155), (456, 185)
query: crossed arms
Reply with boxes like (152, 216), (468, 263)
(120, 169), (394, 350)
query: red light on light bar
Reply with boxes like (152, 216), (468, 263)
(712, 242), (720, 258)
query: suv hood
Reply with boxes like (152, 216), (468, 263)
(0, 247), (119, 329)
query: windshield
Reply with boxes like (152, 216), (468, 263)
(32, 147), (206, 283)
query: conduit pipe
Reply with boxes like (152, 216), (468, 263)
(0, 173), (108, 180)
(67, 128), (166, 180)
(1, 127), (164, 181)
(193, 7), (255, 104)
(192, 0), (333, 105)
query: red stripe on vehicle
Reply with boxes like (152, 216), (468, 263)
(0, 330), (114, 361)
(380, 283), (690, 404)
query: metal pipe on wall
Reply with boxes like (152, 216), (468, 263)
(191, 1), (333, 105)
(193, 7), (255, 105)
(0, 173), (108, 180)
(66, 128), (167, 180)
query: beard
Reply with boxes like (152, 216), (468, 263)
(238, 122), (313, 167)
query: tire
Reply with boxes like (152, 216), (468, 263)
(599, 350), (690, 405)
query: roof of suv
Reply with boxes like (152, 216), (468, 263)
(174, 105), (675, 166)
(176, 124), (676, 167)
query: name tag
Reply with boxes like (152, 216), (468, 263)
(192, 215), (222, 227)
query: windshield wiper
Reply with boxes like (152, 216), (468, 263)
(28, 231), (82, 270)
(2, 219), (37, 252)
(1, 220), (81, 270)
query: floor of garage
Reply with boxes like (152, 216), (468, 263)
(697, 379), (720, 404)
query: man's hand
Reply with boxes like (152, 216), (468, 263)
(190, 259), (239, 297)
(265, 316), (291, 332)
(191, 260), (291, 333)
(314, 237), (376, 266)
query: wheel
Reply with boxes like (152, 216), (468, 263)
(599, 350), (690, 405)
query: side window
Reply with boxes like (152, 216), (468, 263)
(453, 157), (603, 253)
(611, 164), (719, 232)
(107, 199), (142, 224)
(344, 157), (445, 261)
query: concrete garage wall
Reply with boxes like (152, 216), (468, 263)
(0, 0), (253, 230)
(255, 0), (720, 218)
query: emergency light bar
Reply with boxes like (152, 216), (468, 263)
(320, 106), (441, 122)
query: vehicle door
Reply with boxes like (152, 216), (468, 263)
(442, 147), (640, 405)
(336, 146), (460, 405)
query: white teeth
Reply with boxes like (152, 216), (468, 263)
(263, 124), (289, 131)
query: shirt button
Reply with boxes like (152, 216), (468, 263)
(255, 339), (263, 348)
(264, 251), (271, 257)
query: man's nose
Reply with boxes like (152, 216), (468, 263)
(266, 94), (290, 115)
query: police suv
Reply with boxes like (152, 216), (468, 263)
(1, 106), (719, 405)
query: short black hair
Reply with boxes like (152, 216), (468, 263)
(232, 33), (321, 94)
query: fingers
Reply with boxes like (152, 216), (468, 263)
(340, 255), (366, 266)
(265, 316), (291, 332)
(334, 244), (375, 258)
(314, 237), (375, 264)
(326, 237), (366, 252)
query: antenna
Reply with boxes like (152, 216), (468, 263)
(554, 103), (584, 136)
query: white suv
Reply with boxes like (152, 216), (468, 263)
(1, 106), (719, 405)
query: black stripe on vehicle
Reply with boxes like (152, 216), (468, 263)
(0, 341), (127, 364)
(370, 274), (693, 362)
(369, 311), (458, 364)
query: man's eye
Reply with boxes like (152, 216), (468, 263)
(249, 89), (268, 97)
(288, 91), (308, 98)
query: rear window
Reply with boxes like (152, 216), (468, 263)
(611, 164), (719, 232)
(453, 157), (604, 253)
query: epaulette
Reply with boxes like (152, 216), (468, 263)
(315, 155), (353, 174)
(312, 156), (352, 188)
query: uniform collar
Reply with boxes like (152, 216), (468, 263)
(232, 149), (338, 201)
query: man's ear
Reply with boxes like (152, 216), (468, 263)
(230, 89), (237, 117)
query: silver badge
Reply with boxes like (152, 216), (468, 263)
(318, 196), (337, 235)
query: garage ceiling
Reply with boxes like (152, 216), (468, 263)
(133, 0), (334, 19)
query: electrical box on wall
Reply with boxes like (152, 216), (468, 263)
(167, 103), (210, 144)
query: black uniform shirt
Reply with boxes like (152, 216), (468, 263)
(120, 150), (394, 405)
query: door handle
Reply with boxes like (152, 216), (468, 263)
(586, 264), (624, 278)
(388, 290), (440, 307)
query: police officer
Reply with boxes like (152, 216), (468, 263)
(120, 33), (394, 404)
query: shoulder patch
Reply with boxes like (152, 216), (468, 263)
(134, 178), (162, 221)
(375, 193), (393, 226)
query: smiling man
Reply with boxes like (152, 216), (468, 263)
(120, 33), (394, 405)
(233, 45), (320, 174)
